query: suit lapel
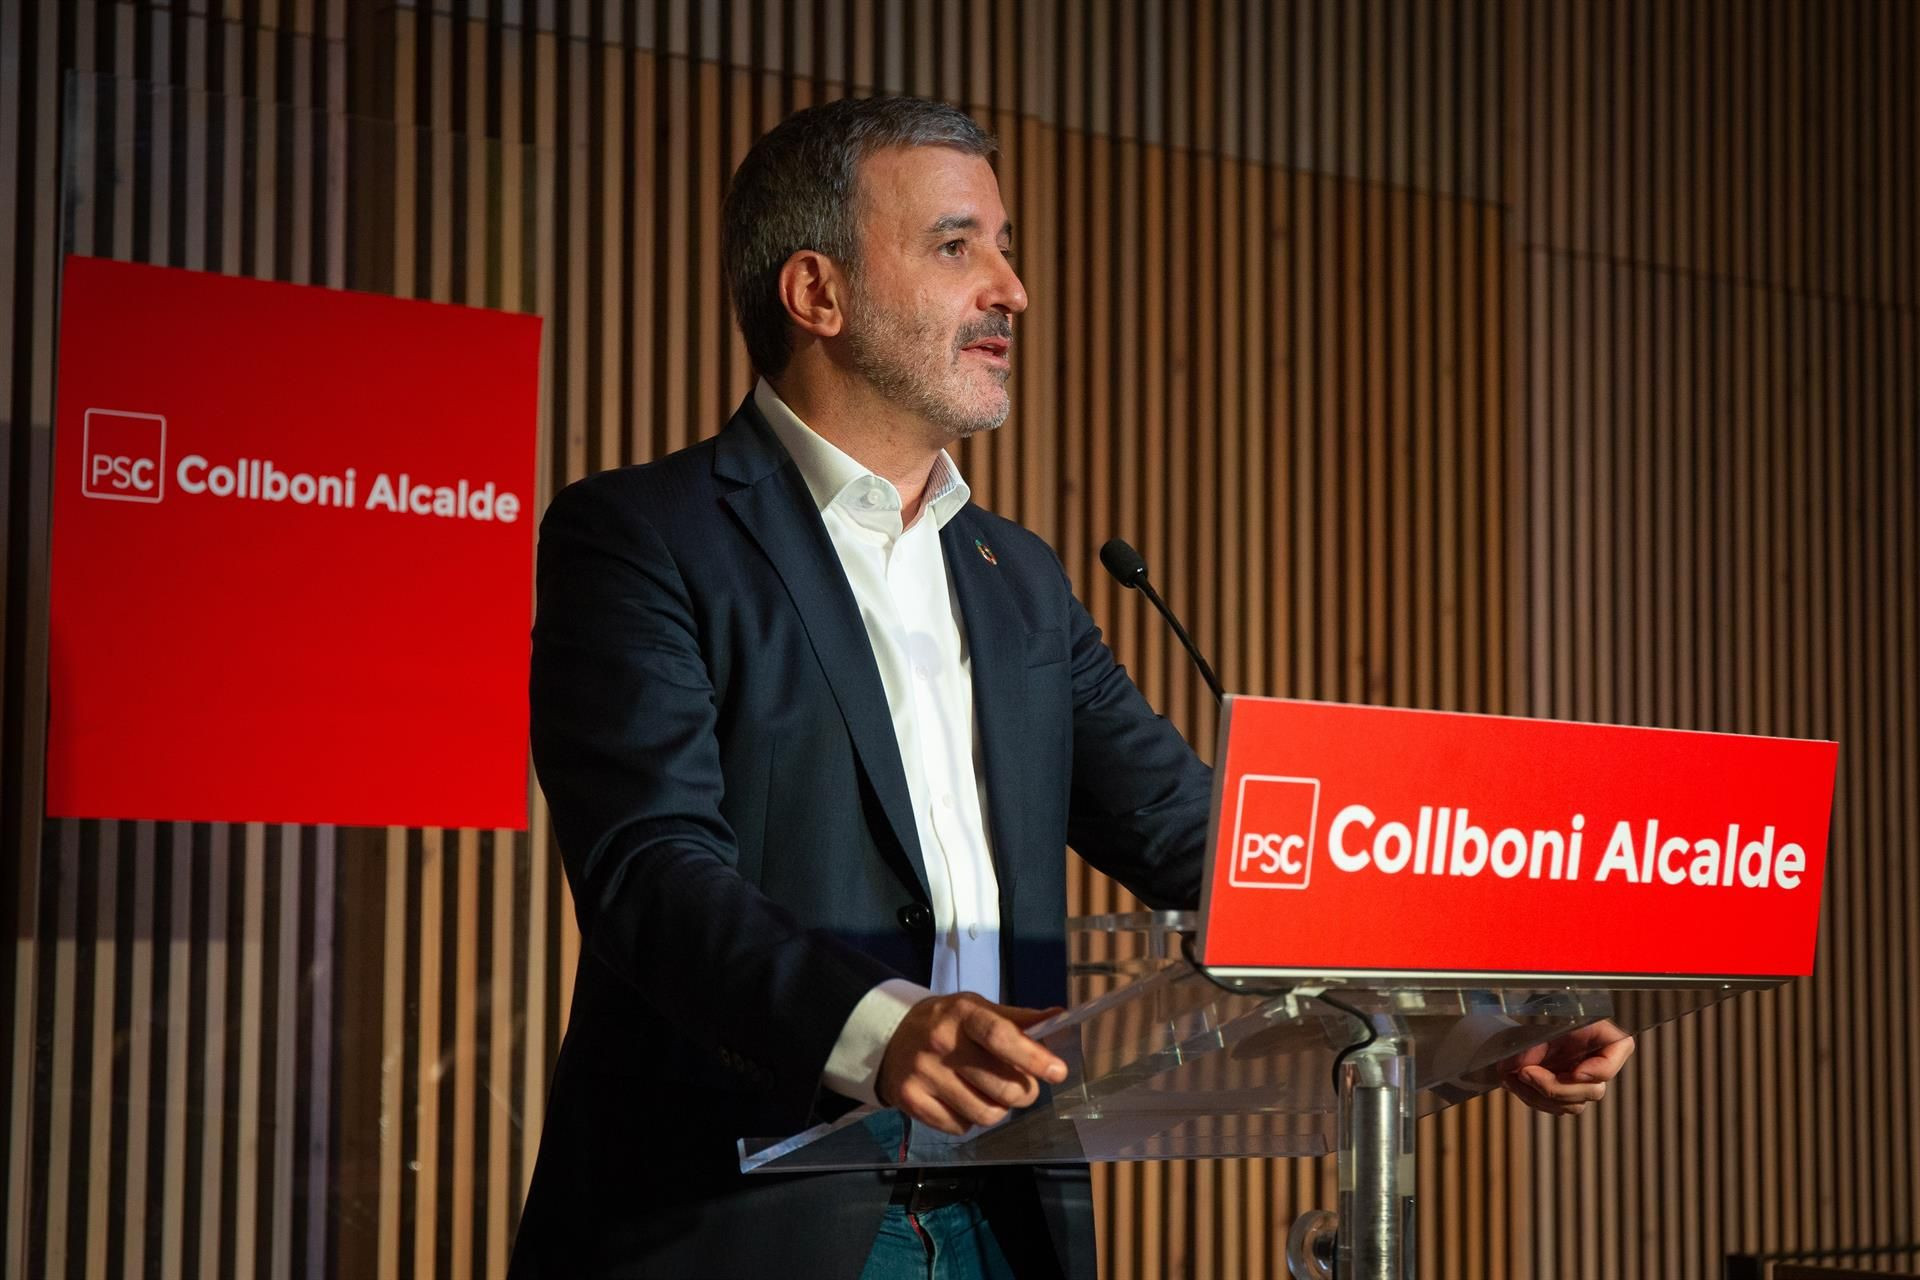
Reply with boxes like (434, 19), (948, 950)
(716, 401), (931, 899)
(941, 511), (1026, 926)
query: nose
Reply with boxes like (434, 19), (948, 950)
(987, 253), (1028, 316)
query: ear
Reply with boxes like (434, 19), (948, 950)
(777, 249), (848, 341)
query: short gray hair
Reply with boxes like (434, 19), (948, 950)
(722, 96), (998, 379)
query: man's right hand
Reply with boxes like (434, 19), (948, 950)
(875, 993), (1068, 1136)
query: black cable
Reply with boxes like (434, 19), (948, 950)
(1176, 935), (1377, 1097)
(1317, 992), (1378, 1098)
(1178, 933), (1294, 998)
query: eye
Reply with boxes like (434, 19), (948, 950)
(939, 239), (966, 257)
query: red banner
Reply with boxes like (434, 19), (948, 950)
(1199, 697), (1837, 980)
(48, 256), (542, 829)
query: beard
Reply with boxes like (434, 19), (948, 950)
(844, 280), (1014, 440)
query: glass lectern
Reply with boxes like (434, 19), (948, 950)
(742, 911), (1768, 1280)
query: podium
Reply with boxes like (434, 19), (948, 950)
(742, 695), (1833, 1278)
(741, 910), (1769, 1279)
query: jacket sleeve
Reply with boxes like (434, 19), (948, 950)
(528, 478), (901, 1118)
(1055, 562), (1215, 910)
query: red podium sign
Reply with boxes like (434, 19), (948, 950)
(48, 256), (542, 829)
(1198, 697), (1837, 981)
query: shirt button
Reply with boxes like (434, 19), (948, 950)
(940, 793), (954, 810)
(967, 924), (980, 940)
(862, 490), (880, 507)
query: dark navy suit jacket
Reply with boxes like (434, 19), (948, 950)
(510, 395), (1213, 1278)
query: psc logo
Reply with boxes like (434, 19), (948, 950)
(81, 408), (167, 503)
(1228, 775), (1320, 890)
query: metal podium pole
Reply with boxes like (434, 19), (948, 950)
(1337, 1026), (1415, 1279)
(1288, 1015), (1416, 1280)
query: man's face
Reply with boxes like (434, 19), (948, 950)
(841, 145), (1029, 440)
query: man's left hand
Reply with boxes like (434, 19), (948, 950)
(1500, 1020), (1636, 1116)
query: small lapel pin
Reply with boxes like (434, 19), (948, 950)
(975, 538), (998, 565)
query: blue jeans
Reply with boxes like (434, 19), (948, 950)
(859, 1200), (1018, 1280)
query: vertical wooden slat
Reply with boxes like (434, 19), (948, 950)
(411, 827), (443, 1280)
(270, 826), (300, 1280)
(232, 824), (265, 1280)
(119, 821), (155, 1280)
(448, 828), (480, 1280)
(0, 0), (39, 1251)
(1902, 301), (1920, 1268)
(376, 827), (406, 1280)
(485, 829), (516, 1279)
(40, 821), (79, 1278)
(192, 827), (230, 1280)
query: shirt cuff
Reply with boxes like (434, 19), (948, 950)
(821, 978), (930, 1105)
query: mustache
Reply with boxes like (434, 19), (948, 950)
(955, 314), (1014, 349)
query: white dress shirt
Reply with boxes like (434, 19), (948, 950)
(753, 379), (1003, 1106)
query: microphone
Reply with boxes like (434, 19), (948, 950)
(1098, 538), (1225, 706)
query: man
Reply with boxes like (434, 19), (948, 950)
(512, 96), (1631, 1279)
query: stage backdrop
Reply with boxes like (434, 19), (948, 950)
(3, 4), (1917, 1280)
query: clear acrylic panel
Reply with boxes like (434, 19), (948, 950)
(740, 912), (1765, 1171)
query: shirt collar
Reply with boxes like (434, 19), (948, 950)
(754, 378), (971, 532)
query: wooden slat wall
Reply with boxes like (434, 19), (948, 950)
(3, 7), (357, 1280)
(2, 2), (1915, 1278)
(1510, 3), (1920, 1279)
